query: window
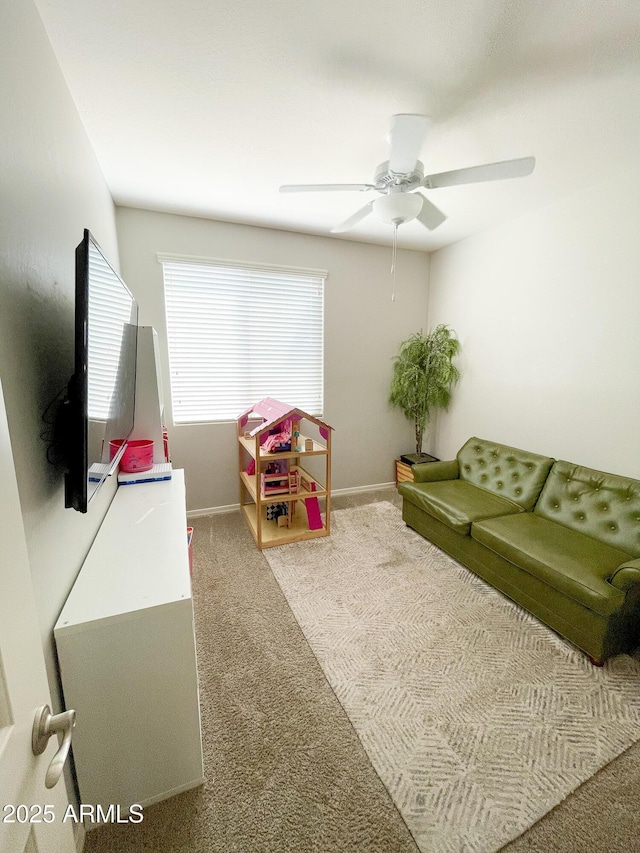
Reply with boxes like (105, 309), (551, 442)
(160, 255), (325, 423)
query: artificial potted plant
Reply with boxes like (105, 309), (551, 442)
(389, 325), (461, 464)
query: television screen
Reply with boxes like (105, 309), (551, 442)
(64, 230), (138, 512)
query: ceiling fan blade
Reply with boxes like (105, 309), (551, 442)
(280, 183), (375, 193)
(388, 114), (429, 174)
(415, 192), (447, 230)
(424, 156), (535, 189)
(330, 201), (375, 233)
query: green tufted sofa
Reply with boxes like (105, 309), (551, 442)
(398, 437), (640, 663)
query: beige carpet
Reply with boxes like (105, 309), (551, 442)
(83, 489), (640, 852)
(83, 494), (419, 853)
(264, 501), (640, 853)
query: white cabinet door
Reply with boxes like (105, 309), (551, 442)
(0, 379), (76, 853)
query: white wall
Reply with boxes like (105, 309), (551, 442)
(115, 207), (430, 511)
(1, 0), (120, 701)
(428, 167), (640, 478)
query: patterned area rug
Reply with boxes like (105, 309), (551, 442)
(264, 501), (640, 853)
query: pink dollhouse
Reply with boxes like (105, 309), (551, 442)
(236, 398), (333, 549)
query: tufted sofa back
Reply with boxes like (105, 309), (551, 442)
(535, 461), (640, 556)
(457, 437), (554, 510)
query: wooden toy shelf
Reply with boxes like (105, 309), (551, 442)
(237, 399), (333, 550)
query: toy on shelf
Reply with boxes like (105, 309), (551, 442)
(293, 420), (302, 453)
(261, 420), (292, 453)
(236, 398), (333, 550)
(304, 482), (322, 531)
(261, 461), (300, 497)
(266, 502), (289, 525)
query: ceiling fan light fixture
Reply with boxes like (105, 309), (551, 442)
(373, 192), (423, 225)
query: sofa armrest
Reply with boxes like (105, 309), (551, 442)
(412, 459), (459, 483)
(610, 558), (640, 592)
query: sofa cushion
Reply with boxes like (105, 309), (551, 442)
(398, 479), (523, 535)
(471, 513), (630, 617)
(534, 461), (640, 556)
(457, 437), (554, 509)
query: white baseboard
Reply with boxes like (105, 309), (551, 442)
(331, 481), (396, 497)
(187, 503), (240, 518)
(186, 482), (396, 520)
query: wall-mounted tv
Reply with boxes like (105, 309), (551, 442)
(62, 229), (138, 512)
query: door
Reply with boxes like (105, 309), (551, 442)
(0, 379), (76, 853)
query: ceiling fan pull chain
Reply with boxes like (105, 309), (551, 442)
(391, 220), (399, 302)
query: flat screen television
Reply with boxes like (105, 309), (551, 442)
(62, 229), (138, 512)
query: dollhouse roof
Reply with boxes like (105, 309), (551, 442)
(237, 397), (333, 437)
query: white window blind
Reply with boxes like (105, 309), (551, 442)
(160, 257), (325, 423)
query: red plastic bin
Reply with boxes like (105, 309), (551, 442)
(109, 439), (154, 473)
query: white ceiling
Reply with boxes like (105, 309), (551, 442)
(35, 0), (640, 250)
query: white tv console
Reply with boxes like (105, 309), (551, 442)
(54, 470), (204, 813)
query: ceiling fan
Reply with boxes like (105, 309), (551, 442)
(280, 114), (535, 234)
